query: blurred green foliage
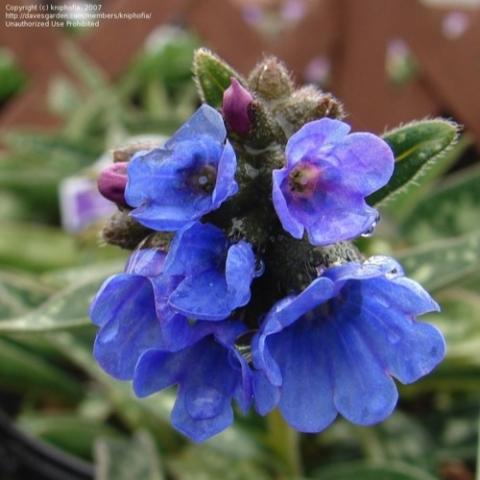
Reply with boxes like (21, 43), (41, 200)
(0, 48), (26, 104)
(0, 30), (479, 480)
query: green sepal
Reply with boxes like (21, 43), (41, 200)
(193, 48), (245, 108)
(368, 119), (459, 206)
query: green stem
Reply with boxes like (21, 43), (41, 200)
(267, 409), (302, 478)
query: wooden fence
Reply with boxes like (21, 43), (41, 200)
(1, 0), (480, 145)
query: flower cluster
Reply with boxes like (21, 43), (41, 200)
(92, 58), (446, 442)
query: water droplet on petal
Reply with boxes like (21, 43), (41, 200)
(255, 259), (265, 277)
(385, 269), (400, 280)
(361, 213), (381, 237)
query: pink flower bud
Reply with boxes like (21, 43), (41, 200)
(222, 78), (253, 135)
(97, 162), (128, 206)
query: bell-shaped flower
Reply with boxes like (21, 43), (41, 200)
(134, 321), (252, 442)
(164, 221), (258, 321)
(253, 256), (445, 432)
(90, 220), (259, 379)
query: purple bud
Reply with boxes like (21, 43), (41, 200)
(97, 162), (128, 206)
(222, 78), (253, 135)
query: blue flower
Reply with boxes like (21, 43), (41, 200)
(90, 248), (195, 380)
(90, 221), (258, 378)
(90, 245), (255, 442)
(164, 221), (258, 320)
(272, 118), (394, 246)
(252, 256), (445, 432)
(125, 105), (238, 231)
(134, 321), (252, 442)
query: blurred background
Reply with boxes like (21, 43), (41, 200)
(0, 0), (479, 479)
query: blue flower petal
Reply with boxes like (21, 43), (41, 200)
(285, 118), (351, 167)
(130, 204), (200, 232)
(169, 270), (231, 321)
(134, 331), (246, 442)
(93, 276), (163, 380)
(124, 148), (171, 208)
(387, 276), (441, 315)
(172, 387), (233, 443)
(305, 200), (379, 246)
(133, 349), (184, 396)
(163, 222), (227, 277)
(165, 104), (227, 147)
(89, 274), (132, 327)
(272, 169), (305, 239)
(273, 277), (335, 328)
(125, 248), (166, 276)
(225, 241), (256, 309)
(324, 256), (404, 285)
(252, 371), (280, 415)
(327, 319), (399, 425)
(331, 132), (394, 195)
(232, 351), (254, 414)
(341, 279), (445, 384)
(268, 319), (338, 432)
(212, 140), (238, 206)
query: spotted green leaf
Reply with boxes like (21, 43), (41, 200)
(401, 163), (480, 243)
(368, 119), (459, 206)
(95, 431), (164, 480)
(397, 230), (480, 292)
(312, 461), (437, 480)
(0, 271), (53, 319)
(0, 264), (121, 333)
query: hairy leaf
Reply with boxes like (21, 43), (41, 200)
(369, 119), (458, 206)
(193, 48), (245, 108)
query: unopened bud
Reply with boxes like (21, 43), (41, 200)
(272, 86), (344, 137)
(97, 162), (128, 206)
(113, 141), (160, 163)
(102, 210), (152, 250)
(222, 78), (253, 135)
(248, 56), (294, 101)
